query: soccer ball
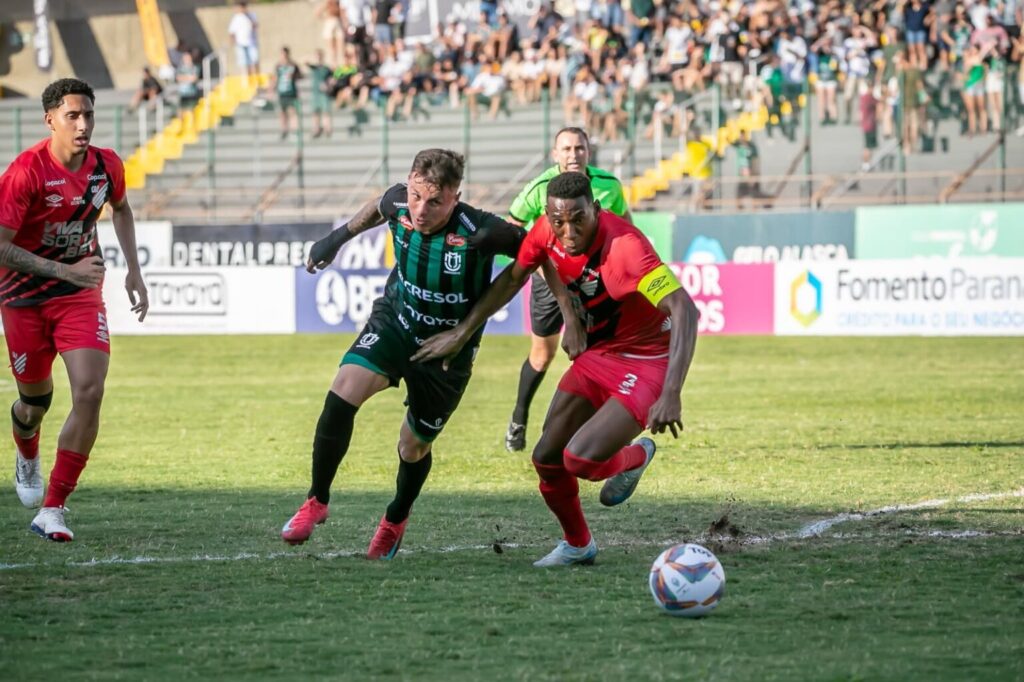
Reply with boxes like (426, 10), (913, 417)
(649, 543), (726, 617)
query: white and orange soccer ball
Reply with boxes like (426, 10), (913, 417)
(649, 543), (726, 617)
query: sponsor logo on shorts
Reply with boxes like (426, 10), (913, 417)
(418, 417), (444, 431)
(356, 332), (379, 349)
(11, 352), (28, 376)
(45, 193), (63, 208)
(617, 373), (638, 396)
(443, 250), (462, 275)
(96, 312), (110, 344)
(446, 233), (466, 247)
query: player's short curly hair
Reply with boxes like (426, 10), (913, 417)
(547, 171), (593, 202)
(41, 78), (95, 112)
(410, 149), (465, 190)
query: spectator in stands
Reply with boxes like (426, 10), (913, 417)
(466, 59), (509, 120)
(307, 49), (334, 137)
(228, 1), (260, 79)
(860, 79), (879, 171)
(317, 0), (346, 66)
(735, 129), (765, 209)
(961, 43), (988, 135)
(904, 0), (932, 69)
(176, 51), (201, 111)
(271, 46), (302, 140)
(373, 0), (394, 46)
(128, 67), (163, 113)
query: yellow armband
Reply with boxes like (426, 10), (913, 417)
(637, 264), (682, 307)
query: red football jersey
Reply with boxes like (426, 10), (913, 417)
(0, 139), (125, 307)
(517, 210), (671, 356)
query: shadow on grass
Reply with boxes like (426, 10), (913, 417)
(0, 486), (839, 570)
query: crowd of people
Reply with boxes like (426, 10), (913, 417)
(133, 1), (1024, 153)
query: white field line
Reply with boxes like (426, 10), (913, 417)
(1, 488), (1021, 572)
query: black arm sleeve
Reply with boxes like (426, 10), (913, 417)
(377, 183), (408, 222)
(466, 211), (527, 258)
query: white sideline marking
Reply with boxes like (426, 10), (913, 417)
(1, 488), (1021, 572)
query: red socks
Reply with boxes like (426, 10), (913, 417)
(563, 444), (647, 482)
(43, 449), (88, 508)
(534, 461), (591, 547)
(13, 429), (40, 460)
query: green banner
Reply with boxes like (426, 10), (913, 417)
(633, 211), (675, 262)
(856, 204), (1024, 258)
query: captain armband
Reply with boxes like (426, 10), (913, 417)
(637, 264), (682, 307)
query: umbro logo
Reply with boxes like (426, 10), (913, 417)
(11, 352), (28, 376)
(646, 276), (666, 293)
(45, 194), (63, 207)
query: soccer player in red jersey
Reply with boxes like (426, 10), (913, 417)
(413, 172), (699, 566)
(0, 78), (149, 542)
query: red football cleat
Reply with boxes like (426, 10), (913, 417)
(366, 515), (408, 560)
(281, 497), (329, 545)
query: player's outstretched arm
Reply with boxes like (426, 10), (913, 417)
(648, 287), (699, 438)
(306, 196), (386, 272)
(540, 259), (586, 359)
(411, 261), (534, 368)
(111, 197), (150, 322)
(0, 226), (105, 289)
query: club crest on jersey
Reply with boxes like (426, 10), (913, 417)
(44, 193), (63, 207)
(91, 183), (109, 209)
(443, 250), (462, 274)
(445, 233), (466, 247)
(398, 214), (414, 230)
(579, 276), (600, 296)
(356, 332), (380, 349)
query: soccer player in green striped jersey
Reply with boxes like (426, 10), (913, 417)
(503, 127), (631, 453)
(280, 149), (526, 558)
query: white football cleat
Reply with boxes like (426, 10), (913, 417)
(14, 449), (44, 508)
(532, 538), (598, 567)
(600, 437), (656, 507)
(30, 506), (73, 542)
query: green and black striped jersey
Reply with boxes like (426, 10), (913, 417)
(378, 183), (524, 343)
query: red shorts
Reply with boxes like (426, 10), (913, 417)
(557, 348), (668, 429)
(1, 288), (109, 384)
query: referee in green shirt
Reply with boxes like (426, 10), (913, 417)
(504, 127), (631, 452)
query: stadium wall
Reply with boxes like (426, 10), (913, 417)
(2, 206), (1023, 337)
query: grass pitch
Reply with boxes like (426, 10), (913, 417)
(0, 335), (1022, 681)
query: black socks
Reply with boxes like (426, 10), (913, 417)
(385, 449), (432, 524)
(308, 391), (358, 504)
(512, 360), (547, 425)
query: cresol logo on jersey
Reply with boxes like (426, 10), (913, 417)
(774, 259), (1024, 336)
(294, 265), (526, 335)
(667, 262), (775, 335)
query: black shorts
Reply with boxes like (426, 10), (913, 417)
(864, 130), (878, 149)
(529, 272), (563, 337)
(341, 298), (475, 442)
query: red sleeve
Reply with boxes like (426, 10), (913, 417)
(0, 160), (37, 232)
(515, 215), (552, 271)
(102, 149), (126, 204)
(603, 231), (664, 300)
